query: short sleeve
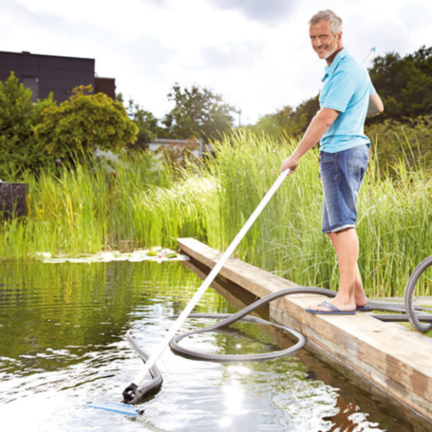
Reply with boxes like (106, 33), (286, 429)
(321, 69), (355, 113)
(369, 81), (376, 96)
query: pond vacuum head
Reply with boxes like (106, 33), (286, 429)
(83, 401), (144, 416)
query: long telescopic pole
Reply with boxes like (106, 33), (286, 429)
(127, 168), (291, 391)
(362, 47), (376, 66)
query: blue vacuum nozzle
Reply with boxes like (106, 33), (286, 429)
(83, 402), (144, 416)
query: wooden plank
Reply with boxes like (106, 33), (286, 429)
(178, 238), (432, 423)
(183, 259), (432, 429)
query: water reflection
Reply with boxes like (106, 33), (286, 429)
(0, 260), (422, 431)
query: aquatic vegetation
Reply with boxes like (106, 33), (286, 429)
(36, 248), (186, 263)
(1, 130), (431, 297)
(205, 130), (432, 298)
(0, 149), (218, 259)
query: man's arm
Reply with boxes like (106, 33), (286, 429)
(280, 107), (339, 173)
(367, 92), (384, 117)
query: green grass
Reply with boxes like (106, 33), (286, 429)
(205, 130), (432, 298)
(0, 150), (211, 259)
(1, 131), (432, 298)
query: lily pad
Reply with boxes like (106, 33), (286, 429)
(163, 252), (178, 259)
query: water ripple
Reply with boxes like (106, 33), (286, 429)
(0, 261), (417, 431)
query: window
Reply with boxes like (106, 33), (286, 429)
(23, 76), (39, 102)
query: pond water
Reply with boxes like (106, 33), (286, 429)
(0, 260), (423, 431)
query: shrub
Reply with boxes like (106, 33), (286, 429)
(0, 72), (57, 179)
(365, 116), (432, 171)
(34, 85), (138, 161)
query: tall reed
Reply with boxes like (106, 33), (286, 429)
(1, 131), (431, 297)
(0, 151), (215, 259)
(205, 130), (432, 298)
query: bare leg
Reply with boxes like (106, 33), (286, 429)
(353, 263), (368, 307)
(328, 231), (368, 307)
(309, 228), (367, 312)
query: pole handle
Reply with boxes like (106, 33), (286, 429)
(129, 169), (291, 389)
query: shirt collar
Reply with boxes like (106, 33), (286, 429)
(322, 48), (348, 82)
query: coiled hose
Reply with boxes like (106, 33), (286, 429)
(123, 286), (432, 404)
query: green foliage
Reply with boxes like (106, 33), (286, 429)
(208, 130), (432, 298)
(0, 72), (57, 178)
(116, 93), (161, 148)
(250, 106), (294, 140)
(251, 113), (282, 140)
(368, 46), (432, 124)
(126, 99), (160, 147)
(162, 84), (236, 142)
(35, 85), (138, 160)
(285, 96), (320, 136)
(249, 96), (319, 141)
(0, 150), (180, 259)
(366, 116), (432, 170)
(1, 130), (432, 299)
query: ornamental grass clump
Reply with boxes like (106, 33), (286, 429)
(131, 175), (219, 249)
(1, 128), (432, 298)
(206, 129), (432, 297)
(0, 151), (178, 259)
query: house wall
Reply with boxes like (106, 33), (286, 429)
(0, 51), (95, 103)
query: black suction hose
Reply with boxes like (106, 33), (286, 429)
(168, 286), (333, 362)
(125, 287), (333, 403)
(404, 256), (432, 333)
(124, 286), (432, 405)
(123, 333), (163, 402)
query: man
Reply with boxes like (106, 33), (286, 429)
(280, 10), (383, 314)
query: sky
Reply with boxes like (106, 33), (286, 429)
(2, 0), (432, 125)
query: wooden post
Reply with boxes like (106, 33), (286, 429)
(0, 182), (28, 219)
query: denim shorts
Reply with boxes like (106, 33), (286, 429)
(319, 144), (369, 234)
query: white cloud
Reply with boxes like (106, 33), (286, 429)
(206, 0), (299, 24)
(2, 0), (432, 125)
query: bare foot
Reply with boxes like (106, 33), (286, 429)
(308, 298), (356, 312)
(354, 290), (368, 308)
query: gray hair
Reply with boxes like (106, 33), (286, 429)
(309, 10), (343, 36)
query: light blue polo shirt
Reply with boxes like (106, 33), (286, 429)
(320, 48), (376, 153)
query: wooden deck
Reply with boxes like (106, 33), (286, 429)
(178, 238), (432, 425)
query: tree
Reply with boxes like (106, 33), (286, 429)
(250, 96), (319, 140)
(367, 46), (432, 124)
(251, 112), (287, 140)
(250, 106), (294, 140)
(284, 96), (320, 137)
(35, 86), (138, 159)
(35, 86), (138, 160)
(35, 86), (138, 162)
(116, 93), (161, 148)
(0, 72), (57, 178)
(161, 84), (236, 142)
(122, 95), (161, 148)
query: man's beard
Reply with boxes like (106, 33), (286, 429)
(315, 41), (338, 59)
(323, 42), (338, 59)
